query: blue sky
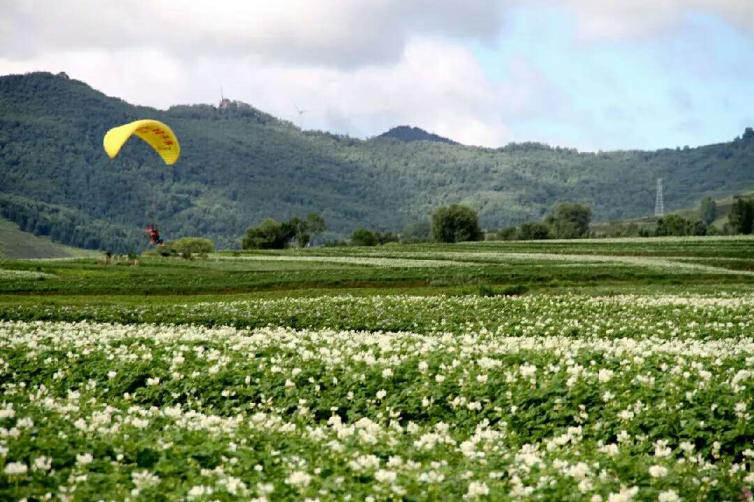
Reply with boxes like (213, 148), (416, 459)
(473, 6), (754, 150)
(1, 0), (753, 150)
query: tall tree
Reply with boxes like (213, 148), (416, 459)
(728, 197), (754, 234)
(700, 197), (717, 225)
(546, 203), (592, 238)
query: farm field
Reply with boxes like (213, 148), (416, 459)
(1, 236), (754, 500)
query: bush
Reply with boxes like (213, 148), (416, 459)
(494, 227), (518, 241)
(242, 219), (294, 249)
(351, 228), (378, 246)
(169, 237), (215, 256)
(655, 215), (707, 237)
(431, 204), (482, 243)
(546, 203), (592, 238)
(242, 214), (327, 249)
(518, 222), (551, 240)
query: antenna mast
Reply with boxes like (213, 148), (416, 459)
(654, 178), (664, 217)
(294, 103), (305, 129)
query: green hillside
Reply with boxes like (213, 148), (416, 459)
(0, 216), (97, 259)
(1, 71), (754, 252)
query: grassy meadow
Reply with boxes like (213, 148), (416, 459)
(1, 236), (754, 500)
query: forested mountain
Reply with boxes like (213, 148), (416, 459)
(1, 71), (754, 252)
(377, 126), (457, 144)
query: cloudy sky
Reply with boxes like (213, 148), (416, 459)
(1, 0), (753, 150)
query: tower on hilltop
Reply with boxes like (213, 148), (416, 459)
(654, 178), (664, 217)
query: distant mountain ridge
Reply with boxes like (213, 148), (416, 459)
(1, 71), (753, 252)
(377, 126), (457, 144)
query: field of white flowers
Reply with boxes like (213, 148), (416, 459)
(2, 293), (754, 500)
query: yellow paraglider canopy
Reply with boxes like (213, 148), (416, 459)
(103, 119), (180, 165)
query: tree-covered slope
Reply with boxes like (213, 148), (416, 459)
(1, 71), (753, 252)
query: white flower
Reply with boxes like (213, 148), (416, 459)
(567, 462), (590, 480)
(382, 368), (393, 378)
(598, 369), (614, 382)
(146, 377), (160, 386)
(607, 486), (638, 502)
(374, 469), (397, 484)
(0, 404), (15, 419)
(257, 482), (274, 495)
(17, 417), (33, 429)
(4, 462), (27, 476)
(654, 440), (672, 458)
(107, 371), (117, 379)
(418, 361), (429, 372)
(649, 465), (668, 478)
(657, 490), (680, 502)
(519, 363), (537, 378)
(464, 481), (489, 499)
(286, 470), (312, 488)
(376, 389), (387, 400)
(476, 374), (488, 384)
(32, 456), (52, 472)
(76, 453), (93, 466)
(435, 374), (445, 383)
(187, 485), (213, 499)
(132, 470), (160, 489)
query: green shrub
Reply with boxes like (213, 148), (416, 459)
(169, 237), (215, 255)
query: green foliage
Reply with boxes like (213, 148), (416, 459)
(288, 213), (327, 248)
(242, 214), (326, 249)
(727, 197), (754, 234)
(494, 227), (519, 241)
(546, 203), (592, 238)
(242, 219), (294, 249)
(431, 204), (482, 243)
(653, 214), (708, 237)
(350, 228), (378, 246)
(400, 220), (431, 243)
(518, 222), (551, 240)
(167, 237), (215, 256)
(656, 215), (691, 236)
(350, 228), (398, 246)
(700, 196), (717, 225)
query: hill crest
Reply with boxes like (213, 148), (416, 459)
(377, 126), (457, 144)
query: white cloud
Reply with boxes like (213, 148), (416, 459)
(563, 0), (754, 41)
(0, 0), (752, 148)
(0, 0), (507, 67)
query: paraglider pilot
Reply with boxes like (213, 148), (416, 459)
(145, 224), (163, 246)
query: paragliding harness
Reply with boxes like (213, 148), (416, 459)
(145, 224), (164, 246)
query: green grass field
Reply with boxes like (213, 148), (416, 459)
(1, 237), (753, 500)
(0, 216), (99, 260)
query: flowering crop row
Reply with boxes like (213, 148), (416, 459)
(1, 317), (753, 500)
(2, 293), (753, 339)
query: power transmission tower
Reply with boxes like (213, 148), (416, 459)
(654, 178), (664, 217)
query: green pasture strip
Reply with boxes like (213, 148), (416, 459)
(1, 253), (752, 296)
(235, 236), (754, 259)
